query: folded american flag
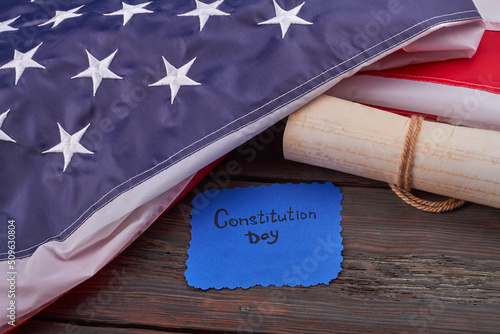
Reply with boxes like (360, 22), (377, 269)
(330, 0), (499, 130)
(0, 0), (483, 330)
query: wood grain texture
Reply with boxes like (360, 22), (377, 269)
(13, 120), (500, 334)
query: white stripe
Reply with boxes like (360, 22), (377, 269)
(473, 0), (500, 30)
(328, 75), (500, 130)
(365, 20), (484, 71)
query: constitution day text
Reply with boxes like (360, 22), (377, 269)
(214, 207), (317, 245)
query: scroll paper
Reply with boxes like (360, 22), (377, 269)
(283, 95), (500, 209)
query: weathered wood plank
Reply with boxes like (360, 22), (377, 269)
(13, 320), (186, 334)
(18, 183), (500, 333)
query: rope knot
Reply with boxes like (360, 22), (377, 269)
(390, 115), (465, 213)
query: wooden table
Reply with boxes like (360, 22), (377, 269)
(14, 120), (500, 333)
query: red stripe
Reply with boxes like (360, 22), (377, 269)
(362, 31), (500, 95)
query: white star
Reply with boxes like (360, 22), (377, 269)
(104, 2), (153, 26)
(149, 57), (201, 104)
(71, 50), (123, 96)
(43, 123), (94, 172)
(0, 16), (20, 34)
(258, 0), (312, 38)
(0, 43), (45, 85)
(39, 5), (84, 28)
(178, 0), (230, 31)
(0, 110), (15, 143)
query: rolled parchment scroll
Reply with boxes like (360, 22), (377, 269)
(283, 95), (500, 209)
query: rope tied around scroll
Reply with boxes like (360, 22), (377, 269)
(389, 115), (466, 213)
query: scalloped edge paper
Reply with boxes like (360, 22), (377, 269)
(185, 183), (343, 290)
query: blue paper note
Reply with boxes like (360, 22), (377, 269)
(185, 183), (343, 289)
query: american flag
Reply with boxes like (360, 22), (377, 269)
(0, 0), (482, 330)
